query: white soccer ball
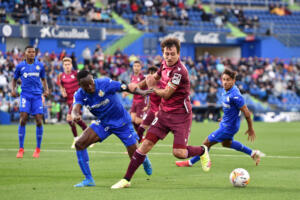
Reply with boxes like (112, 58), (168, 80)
(229, 168), (250, 187)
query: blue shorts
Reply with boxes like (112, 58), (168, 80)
(90, 122), (138, 147)
(19, 94), (43, 115)
(208, 128), (238, 143)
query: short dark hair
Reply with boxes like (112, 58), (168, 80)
(77, 70), (90, 81)
(160, 37), (180, 53)
(148, 66), (158, 73)
(222, 68), (237, 80)
(133, 60), (141, 65)
(25, 45), (35, 51)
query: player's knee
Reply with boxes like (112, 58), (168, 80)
(19, 117), (27, 126)
(75, 140), (85, 150)
(221, 141), (232, 147)
(172, 149), (187, 159)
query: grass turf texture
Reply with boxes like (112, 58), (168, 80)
(1, 122), (300, 200)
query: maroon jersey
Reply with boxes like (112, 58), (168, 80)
(58, 70), (79, 104)
(149, 81), (162, 113)
(157, 60), (192, 113)
(131, 73), (146, 103)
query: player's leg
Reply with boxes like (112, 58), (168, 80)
(172, 113), (211, 172)
(16, 112), (29, 158)
(114, 123), (152, 176)
(176, 137), (217, 167)
(130, 102), (139, 131)
(66, 113), (79, 148)
(32, 114), (43, 158)
(74, 126), (101, 187)
(137, 110), (154, 143)
(222, 140), (265, 166)
(111, 115), (167, 189)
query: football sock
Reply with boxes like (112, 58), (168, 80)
(230, 141), (252, 156)
(36, 126), (43, 149)
(18, 125), (26, 149)
(133, 123), (139, 132)
(124, 150), (146, 181)
(77, 120), (87, 131)
(137, 126), (145, 142)
(190, 156), (201, 165)
(68, 121), (78, 137)
(187, 146), (204, 158)
(76, 149), (92, 180)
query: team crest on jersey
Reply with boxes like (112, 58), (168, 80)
(36, 65), (40, 70)
(71, 75), (75, 79)
(98, 90), (105, 97)
(171, 73), (182, 85)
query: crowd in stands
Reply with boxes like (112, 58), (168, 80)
(0, 46), (300, 122)
(0, 0), (113, 25)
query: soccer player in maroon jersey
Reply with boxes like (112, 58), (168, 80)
(57, 57), (87, 148)
(130, 60), (147, 132)
(111, 37), (211, 189)
(136, 66), (162, 143)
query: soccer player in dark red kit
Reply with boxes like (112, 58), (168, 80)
(136, 66), (162, 142)
(57, 57), (87, 148)
(111, 37), (211, 189)
(130, 60), (147, 132)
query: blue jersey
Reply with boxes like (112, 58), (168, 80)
(14, 60), (45, 96)
(74, 77), (131, 129)
(220, 85), (245, 133)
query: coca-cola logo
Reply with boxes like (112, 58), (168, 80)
(193, 32), (220, 44)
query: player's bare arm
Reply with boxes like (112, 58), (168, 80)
(240, 105), (256, 142)
(125, 83), (153, 97)
(11, 78), (18, 97)
(145, 72), (160, 89)
(72, 104), (82, 122)
(153, 82), (176, 100)
(41, 78), (49, 97)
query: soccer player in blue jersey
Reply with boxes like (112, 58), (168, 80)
(12, 46), (49, 158)
(71, 70), (153, 187)
(176, 68), (265, 168)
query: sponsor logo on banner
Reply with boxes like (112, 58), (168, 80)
(193, 32), (220, 44)
(40, 27), (90, 39)
(159, 31), (186, 42)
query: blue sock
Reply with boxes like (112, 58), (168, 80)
(190, 156), (200, 165)
(18, 125), (26, 149)
(76, 149), (93, 180)
(36, 126), (43, 149)
(230, 141), (252, 156)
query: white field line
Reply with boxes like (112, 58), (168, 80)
(0, 148), (300, 159)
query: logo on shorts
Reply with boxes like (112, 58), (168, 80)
(36, 65), (40, 70)
(98, 90), (105, 97)
(104, 126), (109, 131)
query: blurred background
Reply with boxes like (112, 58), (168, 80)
(0, 0), (300, 125)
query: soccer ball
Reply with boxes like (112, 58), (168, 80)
(229, 168), (250, 187)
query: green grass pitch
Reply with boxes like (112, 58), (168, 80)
(1, 122), (300, 200)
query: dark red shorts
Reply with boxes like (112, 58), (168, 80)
(142, 109), (156, 126)
(130, 101), (146, 119)
(147, 110), (192, 149)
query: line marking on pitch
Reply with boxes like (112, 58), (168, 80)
(1, 148), (300, 159)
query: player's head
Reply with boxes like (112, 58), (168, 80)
(161, 37), (180, 67)
(221, 68), (237, 91)
(133, 60), (142, 75)
(24, 45), (36, 60)
(148, 66), (158, 75)
(77, 70), (95, 94)
(62, 57), (72, 73)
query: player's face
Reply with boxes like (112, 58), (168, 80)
(79, 75), (95, 94)
(222, 74), (235, 91)
(149, 70), (156, 75)
(133, 63), (142, 74)
(163, 45), (180, 67)
(25, 48), (36, 60)
(63, 61), (72, 73)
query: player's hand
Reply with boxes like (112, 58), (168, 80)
(218, 118), (222, 122)
(43, 89), (49, 97)
(72, 114), (82, 123)
(139, 89), (154, 97)
(146, 75), (157, 88)
(11, 90), (19, 97)
(245, 128), (256, 142)
(61, 90), (67, 98)
(142, 106), (149, 112)
(128, 83), (138, 93)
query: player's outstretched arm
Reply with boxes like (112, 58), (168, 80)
(153, 82), (176, 100)
(41, 78), (49, 97)
(71, 104), (82, 123)
(240, 105), (256, 142)
(11, 79), (18, 97)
